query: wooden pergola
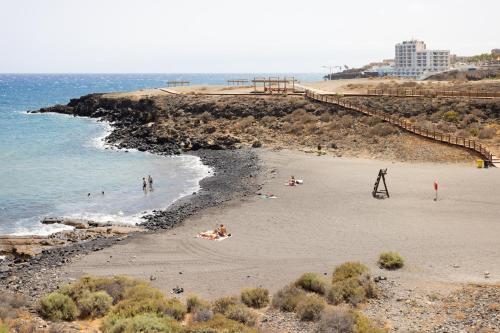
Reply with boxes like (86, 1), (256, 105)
(251, 76), (297, 94)
(227, 79), (250, 86)
(166, 80), (190, 87)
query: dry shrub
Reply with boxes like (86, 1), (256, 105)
(224, 304), (257, 326)
(185, 314), (259, 333)
(319, 113), (332, 122)
(295, 272), (328, 295)
(318, 307), (387, 333)
(339, 115), (355, 128)
(369, 123), (398, 137)
(77, 291), (112, 319)
(212, 296), (239, 315)
(187, 294), (209, 313)
(261, 115), (277, 126)
(37, 292), (78, 321)
(332, 262), (369, 283)
(110, 283), (186, 320)
(200, 111), (212, 122)
(272, 284), (306, 312)
(479, 127), (497, 139)
(240, 288), (269, 309)
(378, 252), (404, 270)
(443, 111), (460, 123)
(238, 116), (255, 129)
(295, 294), (326, 321)
(317, 307), (354, 333)
(192, 307), (214, 323)
(364, 117), (382, 126)
(328, 262), (377, 306)
(101, 313), (181, 333)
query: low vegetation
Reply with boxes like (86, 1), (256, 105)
(295, 294), (326, 321)
(317, 307), (386, 333)
(271, 284), (307, 312)
(25, 261), (387, 332)
(37, 292), (78, 321)
(240, 288), (269, 309)
(378, 252), (405, 270)
(295, 272), (329, 295)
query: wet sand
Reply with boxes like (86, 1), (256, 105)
(62, 149), (500, 298)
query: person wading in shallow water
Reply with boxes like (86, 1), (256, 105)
(148, 175), (153, 191)
(142, 178), (147, 192)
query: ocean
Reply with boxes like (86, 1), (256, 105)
(0, 73), (322, 236)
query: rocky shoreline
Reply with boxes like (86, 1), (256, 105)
(1, 93), (262, 301)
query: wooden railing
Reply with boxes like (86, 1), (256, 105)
(366, 88), (500, 99)
(305, 89), (494, 163)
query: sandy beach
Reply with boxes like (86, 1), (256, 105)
(61, 149), (500, 299)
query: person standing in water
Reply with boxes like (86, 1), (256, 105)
(148, 175), (153, 191)
(142, 177), (147, 192)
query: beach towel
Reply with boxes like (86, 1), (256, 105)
(284, 179), (304, 186)
(196, 230), (231, 241)
(259, 193), (278, 199)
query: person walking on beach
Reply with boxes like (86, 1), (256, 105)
(148, 175), (153, 190)
(143, 177), (147, 192)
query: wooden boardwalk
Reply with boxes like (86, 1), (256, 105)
(365, 88), (500, 99)
(303, 87), (498, 166)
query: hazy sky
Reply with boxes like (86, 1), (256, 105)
(1, 0), (498, 73)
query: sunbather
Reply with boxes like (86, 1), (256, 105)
(288, 176), (296, 186)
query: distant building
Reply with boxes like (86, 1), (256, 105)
(393, 40), (450, 78)
(492, 49), (500, 60)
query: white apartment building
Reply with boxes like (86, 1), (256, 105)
(394, 40), (450, 78)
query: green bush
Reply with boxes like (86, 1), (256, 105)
(101, 313), (181, 333)
(110, 284), (186, 320)
(354, 312), (387, 333)
(332, 262), (369, 283)
(184, 314), (259, 333)
(212, 296), (238, 315)
(0, 324), (9, 333)
(295, 294), (326, 321)
(328, 274), (377, 306)
(378, 252), (404, 270)
(77, 291), (113, 318)
(295, 272), (328, 295)
(60, 275), (141, 305)
(37, 292), (78, 321)
(224, 304), (257, 326)
(240, 288), (269, 309)
(443, 111), (460, 122)
(271, 284), (306, 312)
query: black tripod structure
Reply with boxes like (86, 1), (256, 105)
(372, 168), (389, 199)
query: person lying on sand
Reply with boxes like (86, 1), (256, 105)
(198, 224), (230, 240)
(216, 224), (227, 237)
(288, 176), (296, 186)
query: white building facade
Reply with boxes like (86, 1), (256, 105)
(394, 40), (450, 78)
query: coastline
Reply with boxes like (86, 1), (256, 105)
(1, 99), (261, 300)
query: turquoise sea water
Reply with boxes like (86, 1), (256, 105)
(0, 73), (322, 235)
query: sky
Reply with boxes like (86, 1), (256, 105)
(0, 0), (498, 73)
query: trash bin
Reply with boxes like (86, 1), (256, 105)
(484, 160), (489, 168)
(476, 159), (484, 168)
